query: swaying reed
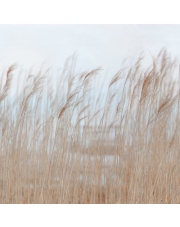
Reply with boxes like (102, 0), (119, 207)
(0, 49), (180, 204)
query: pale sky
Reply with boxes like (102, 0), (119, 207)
(0, 25), (180, 75)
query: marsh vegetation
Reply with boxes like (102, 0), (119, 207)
(0, 49), (180, 203)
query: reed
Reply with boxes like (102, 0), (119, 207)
(0, 49), (180, 203)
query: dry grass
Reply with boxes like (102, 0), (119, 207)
(0, 49), (180, 204)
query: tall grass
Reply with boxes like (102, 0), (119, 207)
(0, 49), (180, 203)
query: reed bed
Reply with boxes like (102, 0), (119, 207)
(0, 49), (180, 203)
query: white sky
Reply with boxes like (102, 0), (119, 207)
(0, 25), (180, 75)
